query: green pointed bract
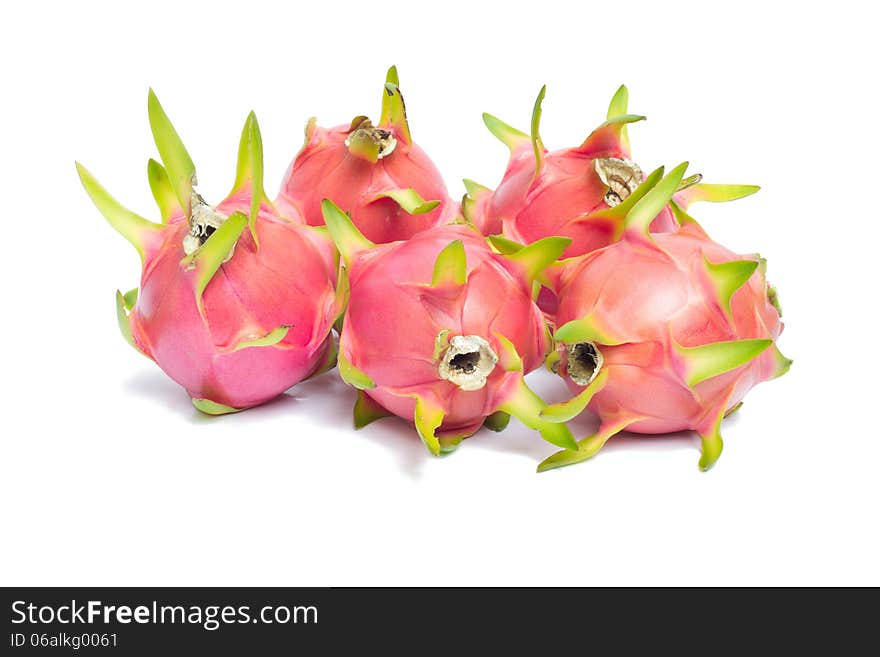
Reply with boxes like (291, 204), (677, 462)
(606, 84), (631, 152)
(769, 344), (793, 380)
(320, 199), (375, 266)
(385, 64), (400, 87)
(116, 290), (144, 356)
(677, 183), (760, 208)
(668, 199), (706, 232)
(585, 165), (665, 230)
(676, 338), (773, 387)
(606, 84), (629, 120)
(493, 333), (523, 372)
(147, 158), (180, 222)
(498, 380), (578, 451)
(433, 329), (451, 361)
(624, 162), (688, 237)
(700, 418), (724, 472)
(413, 396), (443, 456)
(379, 67), (411, 145)
(578, 113), (646, 155)
(487, 234), (524, 255)
(554, 315), (623, 346)
(192, 398), (243, 416)
(147, 89), (195, 216)
(230, 326), (290, 352)
(504, 236), (571, 284)
(482, 112), (530, 156)
(76, 162), (164, 264)
(337, 350), (376, 390)
(438, 434), (464, 454)
(541, 369), (609, 423)
(530, 85), (547, 176)
(373, 188), (440, 215)
(704, 257), (759, 320)
(463, 179), (491, 199)
(232, 112), (267, 246)
(431, 240), (467, 287)
(537, 415), (641, 472)
(122, 287), (139, 311)
(181, 211), (248, 313)
(333, 264), (350, 324)
(483, 411), (511, 432)
(346, 130), (382, 163)
(768, 284), (782, 316)
(353, 390), (391, 429)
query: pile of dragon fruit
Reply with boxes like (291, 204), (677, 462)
(77, 67), (790, 472)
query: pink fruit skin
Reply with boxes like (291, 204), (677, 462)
(130, 197), (339, 410)
(276, 123), (456, 244)
(554, 223), (784, 435)
(490, 135), (677, 258)
(341, 225), (549, 437)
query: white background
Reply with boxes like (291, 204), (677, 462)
(2, 1), (877, 586)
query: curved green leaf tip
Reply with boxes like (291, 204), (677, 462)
(414, 396), (443, 456)
(607, 84), (629, 119)
(379, 66), (411, 144)
(147, 158), (180, 223)
(483, 411), (511, 432)
(531, 85), (547, 176)
(432, 240), (467, 287)
(122, 287), (138, 310)
(494, 333), (523, 372)
(704, 257), (759, 319)
(147, 89), (195, 216)
(385, 65), (400, 86)
(537, 416), (639, 472)
(338, 350), (376, 390)
(181, 211), (248, 312)
(541, 369), (609, 423)
(192, 398), (243, 416)
(233, 112), (267, 246)
(231, 326), (290, 352)
(353, 390), (391, 429)
(504, 236), (571, 283)
(625, 162), (689, 236)
(320, 199), (375, 267)
(76, 162), (162, 264)
(698, 428), (724, 471)
(373, 188), (440, 215)
(678, 338), (773, 387)
(115, 289), (144, 356)
(498, 380), (577, 451)
(482, 113), (529, 155)
(678, 183), (761, 208)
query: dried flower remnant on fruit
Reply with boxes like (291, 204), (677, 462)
(567, 342), (603, 386)
(594, 158), (643, 207)
(344, 117), (397, 159)
(183, 193), (235, 263)
(438, 335), (499, 391)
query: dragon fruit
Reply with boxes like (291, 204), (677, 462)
(465, 85), (759, 257)
(276, 66), (456, 244)
(536, 163), (791, 471)
(76, 91), (343, 414)
(321, 200), (576, 454)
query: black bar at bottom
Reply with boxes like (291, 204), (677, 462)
(0, 587), (873, 653)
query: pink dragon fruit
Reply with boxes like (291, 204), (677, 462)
(276, 66), (457, 244)
(536, 163), (791, 471)
(320, 200), (576, 454)
(465, 85), (759, 257)
(76, 91), (343, 414)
